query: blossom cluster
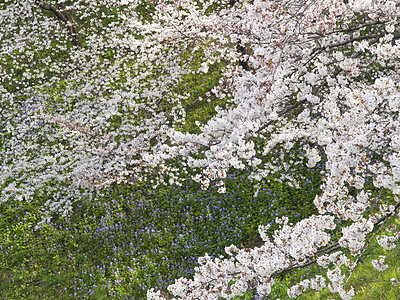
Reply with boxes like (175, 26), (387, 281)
(145, 0), (400, 298)
(1, 0), (400, 299)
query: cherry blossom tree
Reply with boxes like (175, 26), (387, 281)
(1, 0), (400, 299)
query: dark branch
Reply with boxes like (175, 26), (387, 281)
(35, 1), (81, 47)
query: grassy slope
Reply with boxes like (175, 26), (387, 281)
(0, 165), (321, 299)
(1, 2), (400, 300)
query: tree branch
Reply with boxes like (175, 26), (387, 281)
(35, 1), (81, 47)
(270, 195), (400, 280)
